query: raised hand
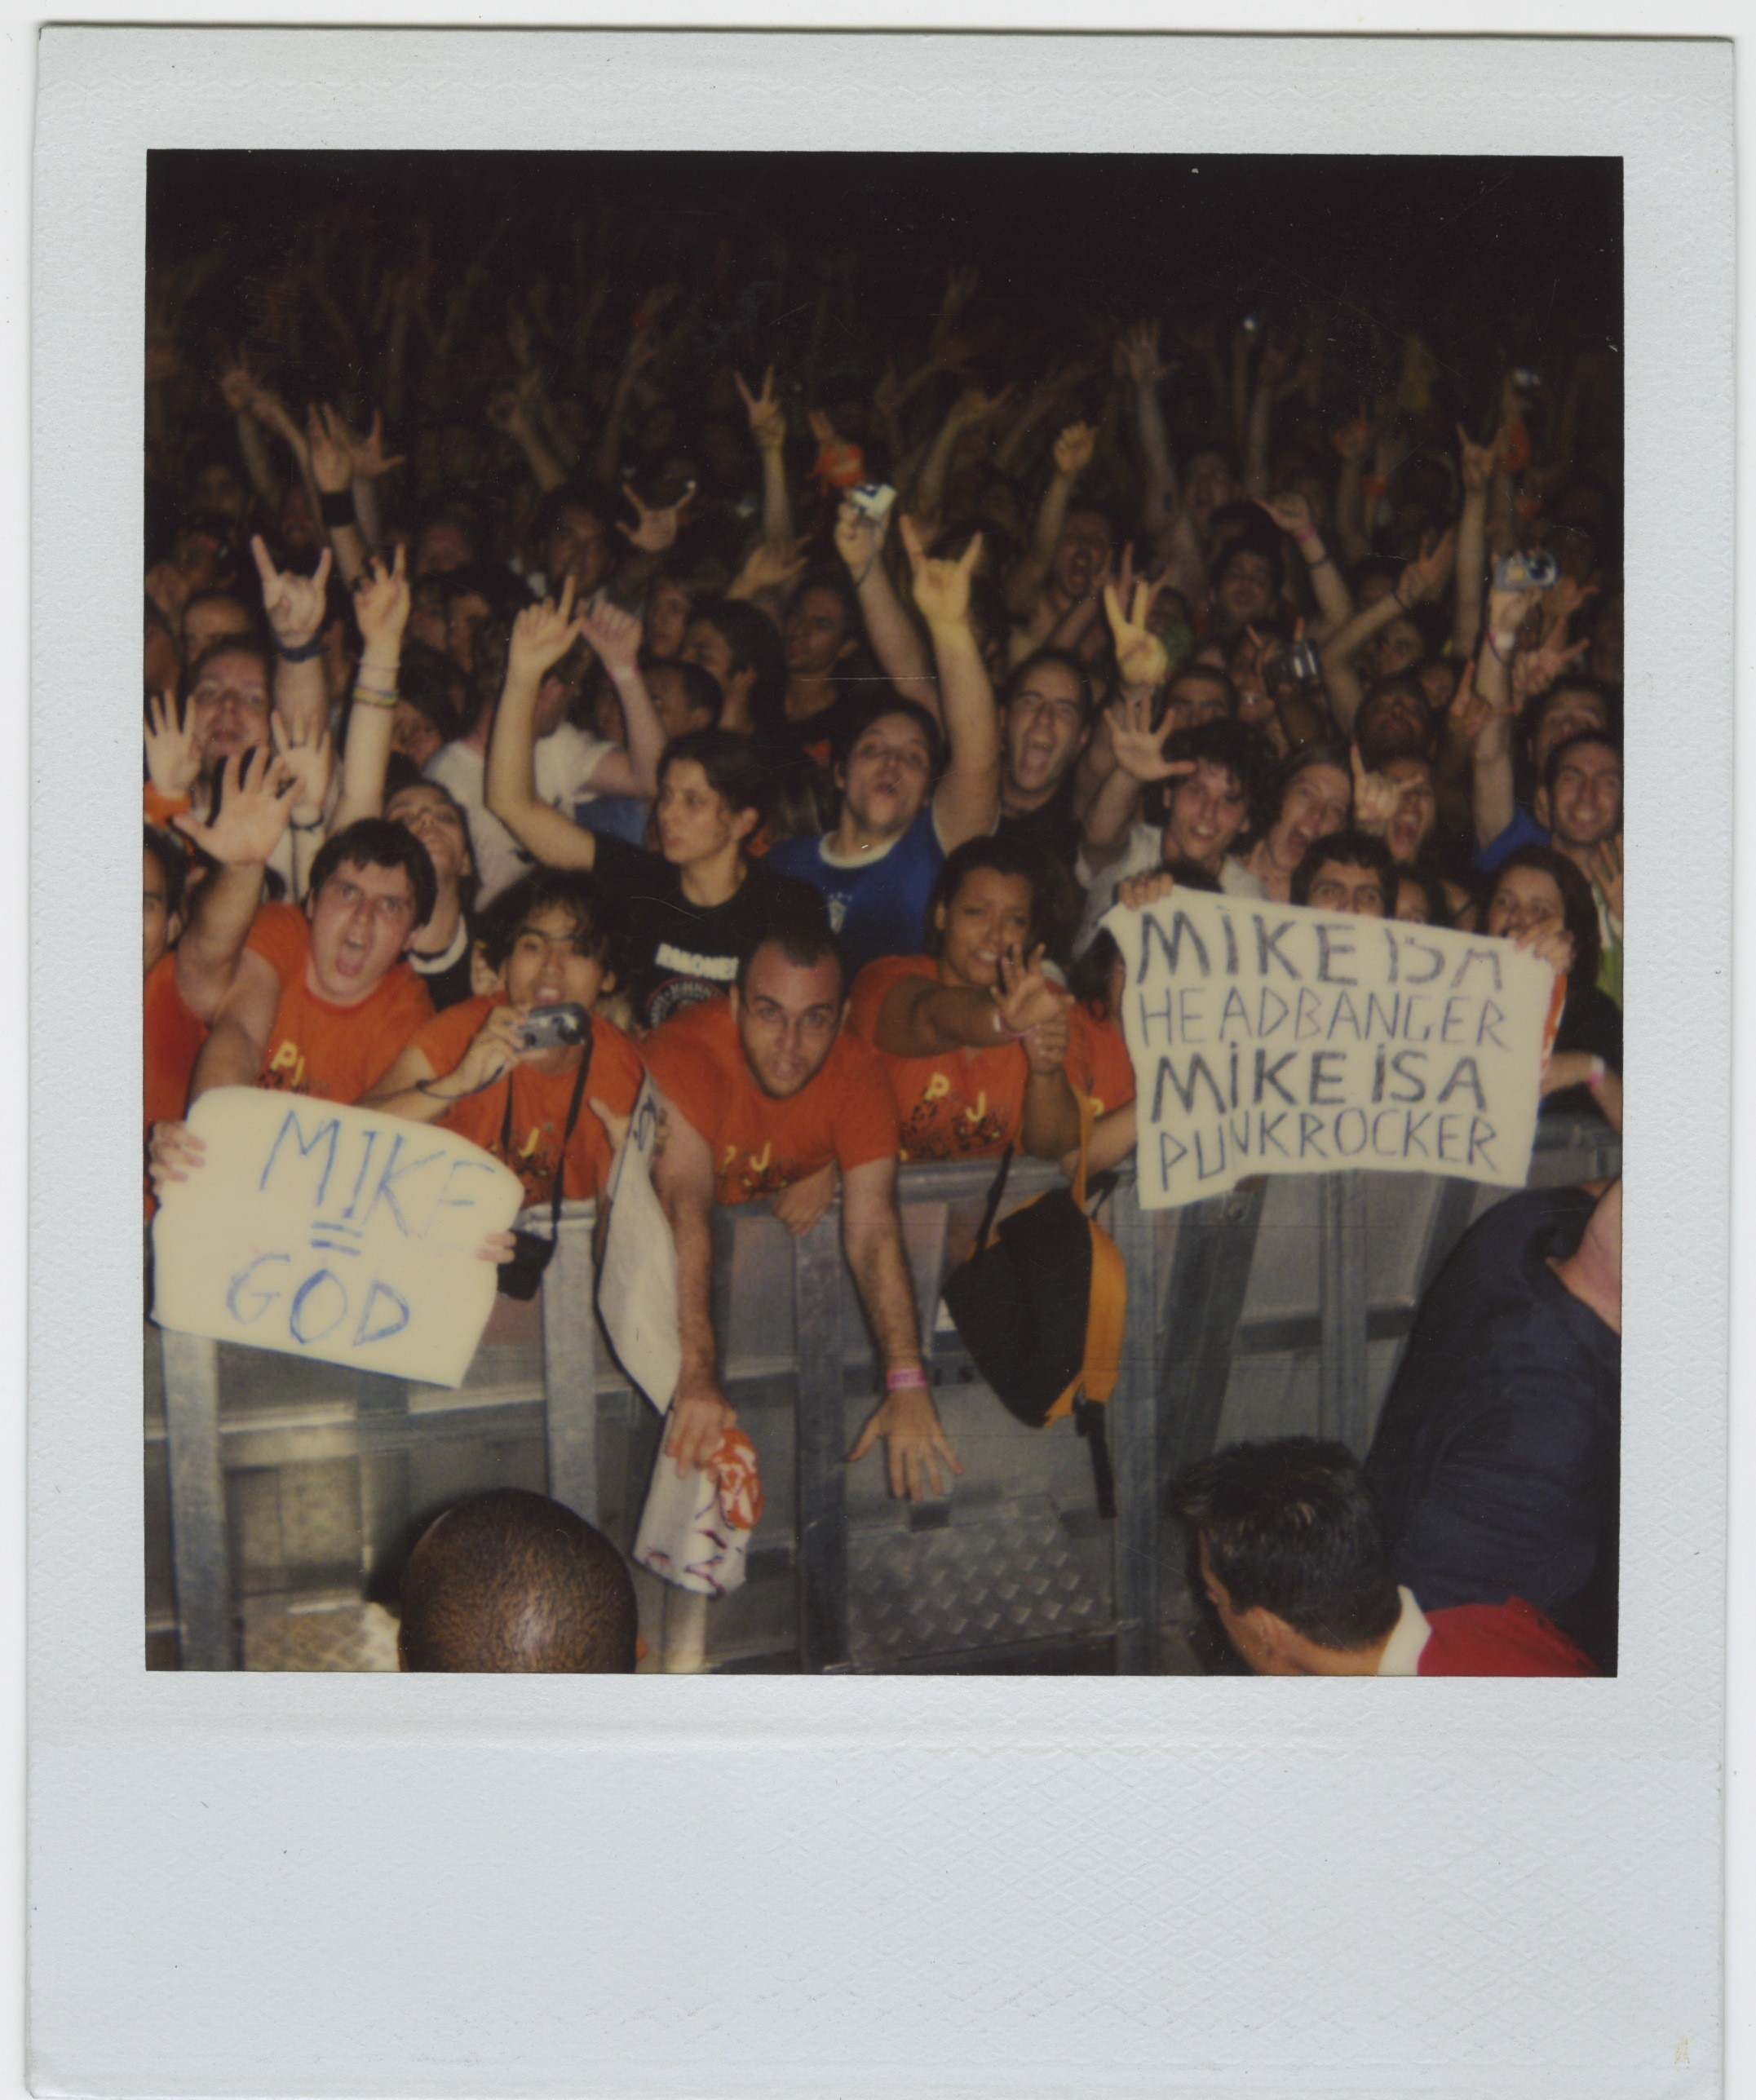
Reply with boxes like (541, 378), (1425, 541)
(947, 382), (1013, 433)
(1052, 421), (1097, 480)
(1103, 581), (1170, 692)
(1117, 318), (1170, 387)
(900, 514), (980, 632)
(306, 403), (353, 496)
(1590, 833), (1624, 923)
(734, 365), (786, 452)
(729, 536), (808, 602)
(347, 406), (405, 479)
(269, 716), (334, 827)
(993, 943), (1071, 1037)
(834, 497), (889, 584)
(1457, 421), (1497, 495)
(577, 595), (644, 679)
(1396, 526), (1456, 608)
(1349, 745), (1403, 833)
(1485, 580), (1543, 643)
(617, 480), (696, 555)
(506, 577), (587, 686)
(144, 691), (202, 798)
(352, 544), (409, 657)
(1537, 573), (1597, 643)
(1445, 660), (1500, 744)
(251, 536), (334, 652)
(1511, 634), (1590, 705)
(171, 747), (297, 865)
(1256, 491), (1314, 539)
(1104, 690), (1196, 787)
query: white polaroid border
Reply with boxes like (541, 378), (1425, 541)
(29, 27), (1731, 2098)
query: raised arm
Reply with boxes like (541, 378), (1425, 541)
(1453, 422), (1496, 659)
(1466, 579), (1544, 849)
(900, 519), (1002, 850)
(648, 1089), (737, 1477)
(914, 384), (1011, 528)
(483, 583), (599, 871)
(1257, 492), (1353, 639)
(1006, 421), (1097, 620)
(1318, 528), (1453, 736)
(332, 547), (409, 832)
(1118, 321), (1178, 535)
(573, 597), (663, 799)
(305, 405), (370, 590)
(873, 939), (1069, 1059)
(834, 497), (936, 716)
(488, 374), (568, 495)
(840, 1155), (959, 1501)
(1080, 691), (1194, 871)
(735, 366), (796, 551)
(170, 748), (298, 1020)
(253, 536), (334, 745)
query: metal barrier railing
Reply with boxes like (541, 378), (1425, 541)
(148, 1116), (1621, 1673)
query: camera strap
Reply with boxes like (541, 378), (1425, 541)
(500, 1025), (595, 1244)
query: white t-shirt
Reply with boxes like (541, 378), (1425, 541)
(1073, 824), (1266, 955)
(425, 723), (612, 905)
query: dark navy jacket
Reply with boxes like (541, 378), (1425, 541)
(1365, 1186), (1621, 1672)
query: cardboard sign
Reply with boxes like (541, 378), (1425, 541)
(1103, 891), (1561, 1210)
(152, 1087), (525, 1386)
(596, 1077), (682, 1414)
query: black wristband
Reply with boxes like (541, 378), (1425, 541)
(289, 816), (324, 833)
(319, 488), (356, 528)
(276, 634), (325, 663)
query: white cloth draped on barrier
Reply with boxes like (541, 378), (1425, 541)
(600, 1078), (759, 1596)
(1104, 891), (1562, 1211)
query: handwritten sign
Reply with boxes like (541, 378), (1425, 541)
(1103, 891), (1561, 1210)
(596, 1077), (681, 1413)
(152, 1087), (524, 1386)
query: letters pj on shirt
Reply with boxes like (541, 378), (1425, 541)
(152, 1087), (526, 1387)
(1102, 892), (1557, 1211)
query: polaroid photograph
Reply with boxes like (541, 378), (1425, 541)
(29, 24), (1732, 2098)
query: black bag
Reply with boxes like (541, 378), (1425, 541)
(940, 1100), (1126, 1514)
(497, 1024), (594, 1301)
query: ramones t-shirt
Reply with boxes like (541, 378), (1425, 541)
(590, 833), (825, 1031)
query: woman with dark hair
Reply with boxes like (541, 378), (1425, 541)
(679, 597), (789, 743)
(846, 836), (1089, 1162)
(1483, 844), (1621, 1125)
(488, 607), (822, 1031)
(1238, 742), (1352, 903)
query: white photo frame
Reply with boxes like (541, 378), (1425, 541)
(29, 26), (1731, 2096)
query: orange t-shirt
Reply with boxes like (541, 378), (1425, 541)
(847, 954), (1033, 1162)
(1070, 1001), (1136, 1118)
(144, 952), (206, 1131)
(409, 996), (645, 1208)
(641, 996), (899, 1205)
(245, 902), (433, 1105)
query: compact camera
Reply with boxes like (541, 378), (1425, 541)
(1269, 640), (1322, 687)
(847, 481), (897, 524)
(515, 1002), (591, 1053)
(1492, 550), (1559, 594)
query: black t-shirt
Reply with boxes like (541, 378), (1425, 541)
(408, 915), (477, 1012)
(1364, 1186), (1621, 1670)
(998, 778), (1085, 962)
(592, 833), (826, 1030)
(1544, 982), (1623, 1119)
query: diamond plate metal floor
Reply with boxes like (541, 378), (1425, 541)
(847, 1497), (1111, 1666)
(241, 1597), (400, 1672)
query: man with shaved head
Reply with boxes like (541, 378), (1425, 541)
(397, 1489), (638, 1673)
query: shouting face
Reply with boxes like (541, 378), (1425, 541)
(1002, 660), (1087, 801)
(838, 712), (935, 842)
(1162, 760), (1249, 874)
(305, 859), (420, 1004)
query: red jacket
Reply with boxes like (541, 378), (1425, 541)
(1419, 1598), (1599, 1677)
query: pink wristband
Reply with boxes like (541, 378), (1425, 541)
(885, 1367), (928, 1393)
(1586, 1056), (1608, 1088)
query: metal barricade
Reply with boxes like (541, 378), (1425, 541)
(145, 1116), (1620, 1673)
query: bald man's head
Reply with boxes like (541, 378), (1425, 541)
(397, 1490), (637, 1673)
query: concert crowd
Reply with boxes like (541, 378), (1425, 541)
(141, 161), (1624, 1675)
